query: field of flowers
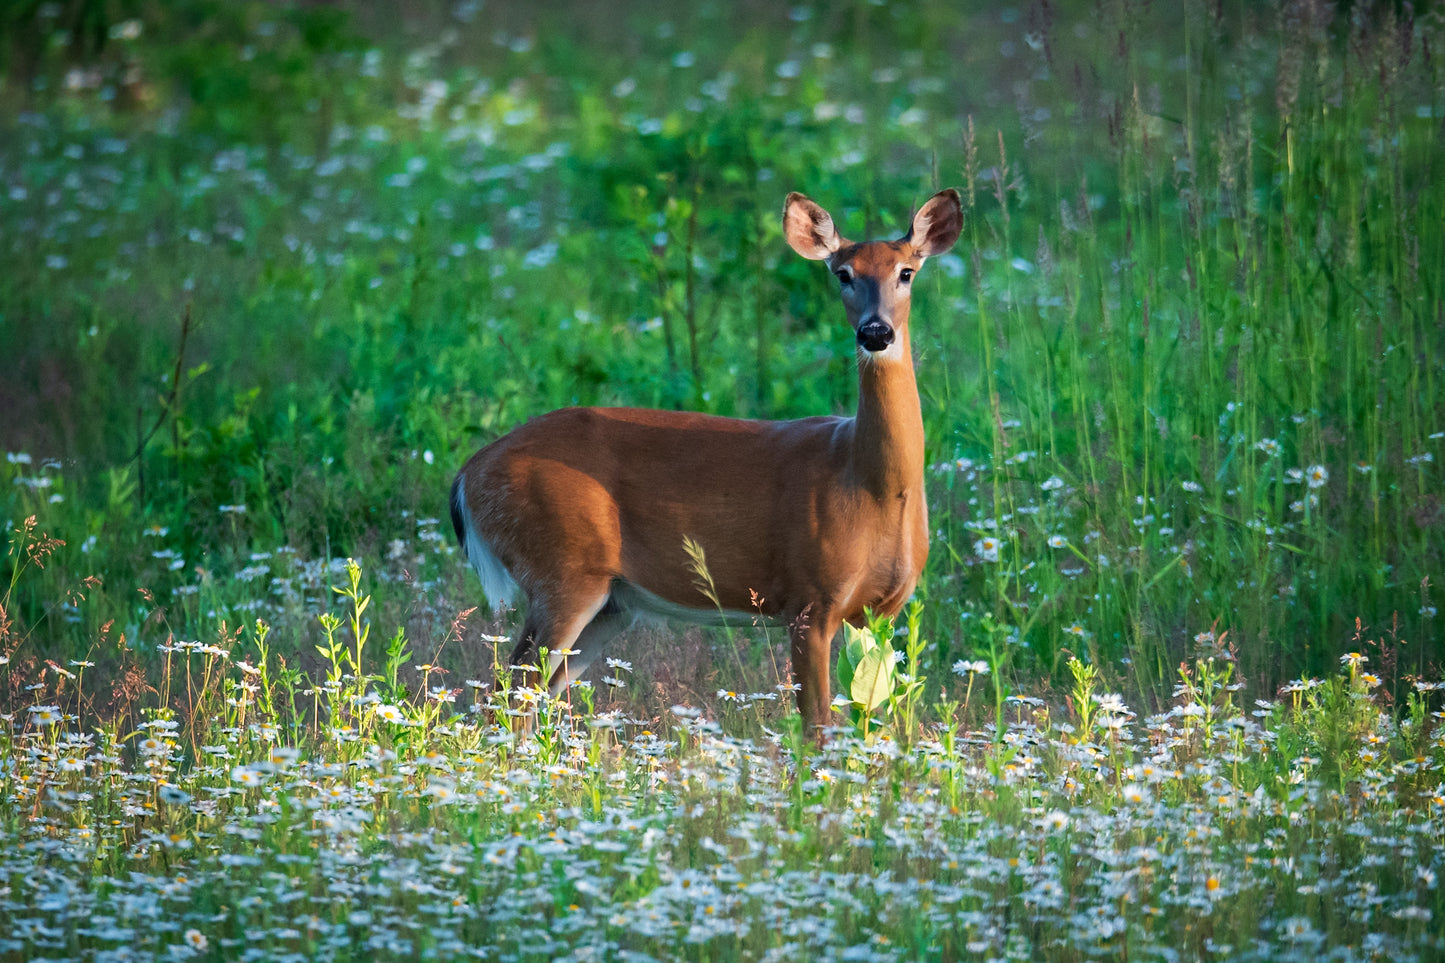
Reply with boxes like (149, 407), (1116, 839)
(3, 0), (1444, 958)
(5, 530), (1445, 960)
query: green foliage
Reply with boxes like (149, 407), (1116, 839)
(1, 0), (1442, 718)
(836, 619), (897, 717)
(4, 588), (1444, 960)
(832, 605), (930, 744)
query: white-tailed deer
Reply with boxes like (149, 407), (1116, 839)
(450, 189), (963, 736)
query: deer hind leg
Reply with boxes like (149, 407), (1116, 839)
(504, 577), (614, 694)
(546, 595), (633, 697)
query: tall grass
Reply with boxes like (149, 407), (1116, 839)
(1, 551), (1442, 960)
(0, 0), (1441, 712)
(2, 4), (1445, 951)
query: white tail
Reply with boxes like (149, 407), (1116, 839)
(451, 189), (963, 736)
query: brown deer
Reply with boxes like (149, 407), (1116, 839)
(451, 189), (963, 737)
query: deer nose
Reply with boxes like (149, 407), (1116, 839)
(856, 320), (895, 352)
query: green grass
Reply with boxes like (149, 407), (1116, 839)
(3, 552), (1443, 961)
(1, 1), (1444, 957)
(3, 1), (1439, 700)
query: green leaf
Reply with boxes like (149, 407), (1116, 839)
(849, 647), (895, 713)
(843, 622), (871, 670)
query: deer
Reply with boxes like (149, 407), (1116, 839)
(450, 188), (963, 738)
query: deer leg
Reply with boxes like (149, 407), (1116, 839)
(502, 581), (611, 717)
(546, 598), (633, 696)
(790, 606), (841, 742)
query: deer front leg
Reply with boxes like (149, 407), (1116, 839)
(790, 605), (841, 742)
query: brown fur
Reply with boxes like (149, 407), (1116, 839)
(453, 190), (963, 737)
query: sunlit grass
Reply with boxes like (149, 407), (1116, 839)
(3, 551), (1444, 960)
(2, 1), (1444, 956)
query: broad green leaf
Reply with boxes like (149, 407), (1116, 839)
(843, 622), (871, 670)
(836, 644), (854, 692)
(849, 647), (894, 713)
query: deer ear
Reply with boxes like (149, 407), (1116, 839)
(906, 189), (963, 258)
(783, 193), (844, 260)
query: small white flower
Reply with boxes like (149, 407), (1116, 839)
(231, 766), (263, 787)
(974, 536), (1001, 563)
(1305, 464), (1329, 488)
(158, 784), (192, 806)
(373, 704), (406, 724)
(1121, 784), (1150, 804)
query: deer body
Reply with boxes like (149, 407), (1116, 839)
(451, 190), (962, 735)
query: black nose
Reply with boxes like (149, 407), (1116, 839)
(856, 321), (895, 352)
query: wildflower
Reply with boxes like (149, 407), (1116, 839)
(1121, 784), (1149, 804)
(231, 765), (263, 787)
(29, 705), (63, 727)
(158, 784), (192, 806)
(1254, 438), (1282, 457)
(1340, 652), (1368, 669)
(1041, 810), (1070, 831)
(1040, 476), (1064, 491)
(1281, 917), (1314, 941)
(1095, 693), (1131, 715)
(1047, 534), (1067, 548)
(183, 929), (208, 952)
(952, 660), (989, 677)
(1064, 623), (1088, 639)
(1305, 465), (1329, 488)
(1181, 480), (1203, 493)
(374, 704), (406, 724)
(974, 536), (1001, 562)
(269, 747), (300, 767)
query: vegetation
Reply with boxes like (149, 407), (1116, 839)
(1, 0), (1443, 958)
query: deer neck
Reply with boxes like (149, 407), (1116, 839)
(852, 326), (924, 500)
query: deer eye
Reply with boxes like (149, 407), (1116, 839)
(835, 268), (853, 285)
(899, 267), (915, 283)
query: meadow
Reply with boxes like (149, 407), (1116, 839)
(2, 0), (1444, 958)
